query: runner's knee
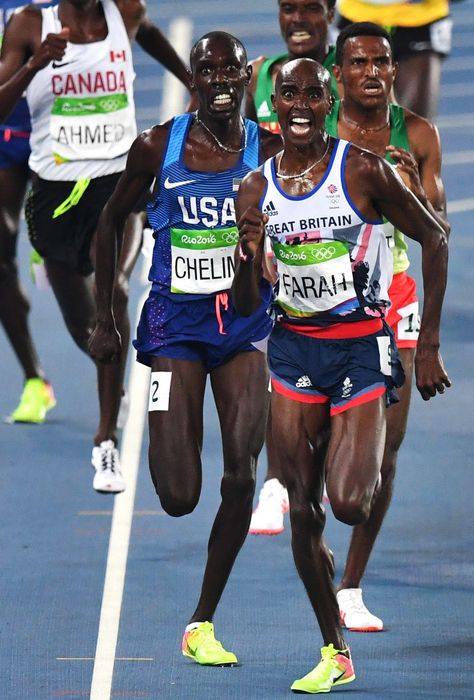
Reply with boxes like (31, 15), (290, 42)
(220, 469), (255, 504)
(157, 485), (200, 517)
(330, 490), (372, 526)
(289, 498), (326, 538)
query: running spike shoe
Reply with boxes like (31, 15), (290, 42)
(91, 440), (125, 494)
(9, 378), (56, 424)
(181, 622), (238, 666)
(249, 478), (288, 535)
(291, 643), (355, 694)
(337, 588), (383, 632)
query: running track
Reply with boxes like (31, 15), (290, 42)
(1, 2), (473, 698)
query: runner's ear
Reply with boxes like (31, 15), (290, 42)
(245, 65), (252, 85)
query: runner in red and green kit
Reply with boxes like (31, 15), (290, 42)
(327, 21), (450, 633)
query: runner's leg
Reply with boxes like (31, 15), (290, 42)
(189, 350), (269, 622)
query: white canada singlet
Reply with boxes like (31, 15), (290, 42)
(26, 0), (136, 180)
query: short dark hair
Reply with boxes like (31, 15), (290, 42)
(190, 31), (247, 70)
(279, 0), (337, 10)
(335, 22), (393, 66)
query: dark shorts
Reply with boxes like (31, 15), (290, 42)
(0, 129), (30, 170)
(25, 172), (122, 276)
(268, 322), (405, 415)
(338, 16), (452, 60)
(134, 288), (273, 372)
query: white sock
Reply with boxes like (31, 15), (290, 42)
(185, 622), (204, 633)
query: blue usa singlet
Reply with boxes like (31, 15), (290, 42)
(147, 113), (262, 302)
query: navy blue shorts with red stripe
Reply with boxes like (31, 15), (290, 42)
(268, 322), (405, 415)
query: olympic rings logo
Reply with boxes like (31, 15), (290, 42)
(221, 231), (239, 244)
(310, 246), (337, 262)
(99, 98), (121, 112)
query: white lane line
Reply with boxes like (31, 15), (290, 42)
(89, 17), (192, 700)
(443, 150), (474, 166)
(59, 657), (153, 662)
(437, 113), (474, 128)
(448, 198), (474, 214)
(89, 316), (150, 700)
(441, 83), (474, 98)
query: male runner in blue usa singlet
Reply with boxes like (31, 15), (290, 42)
(89, 32), (281, 666)
(233, 57), (450, 694)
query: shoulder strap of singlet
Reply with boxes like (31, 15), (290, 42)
(242, 118), (260, 170)
(325, 98), (340, 136)
(254, 53), (288, 110)
(162, 113), (192, 170)
(386, 103), (411, 164)
(41, 4), (59, 34)
(322, 46), (339, 99)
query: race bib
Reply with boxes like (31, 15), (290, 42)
(170, 226), (239, 294)
(50, 93), (136, 163)
(274, 240), (358, 316)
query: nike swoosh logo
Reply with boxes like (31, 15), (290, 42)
(52, 61), (73, 69)
(163, 176), (197, 189)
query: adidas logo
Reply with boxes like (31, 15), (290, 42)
(296, 375), (312, 388)
(263, 200), (278, 216)
(342, 377), (353, 398)
(257, 100), (271, 118)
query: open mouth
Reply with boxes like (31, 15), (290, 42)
(289, 115), (312, 136)
(289, 30), (312, 44)
(362, 82), (383, 95)
(211, 93), (233, 109)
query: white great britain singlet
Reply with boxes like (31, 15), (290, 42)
(26, 0), (136, 180)
(262, 139), (393, 324)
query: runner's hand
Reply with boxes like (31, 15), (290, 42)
(386, 145), (423, 199)
(238, 206), (268, 261)
(88, 320), (122, 364)
(28, 28), (70, 72)
(415, 345), (451, 400)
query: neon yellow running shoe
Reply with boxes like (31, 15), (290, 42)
(9, 378), (56, 424)
(181, 622), (238, 666)
(291, 643), (355, 694)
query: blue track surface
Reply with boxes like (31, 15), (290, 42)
(1, 1), (473, 698)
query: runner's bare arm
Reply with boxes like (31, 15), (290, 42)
(135, 19), (191, 89)
(355, 152), (450, 400)
(232, 170), (268, 316)
(115, 0), (191, 88)
(89, 126), (168, 363)
(387, 113), (449, 236)
(0, 8), (68, 121)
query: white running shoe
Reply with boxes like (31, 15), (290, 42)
(91, 440), (126, 494)
(249, 478), (288, 535)
(337, 588), (383, 632)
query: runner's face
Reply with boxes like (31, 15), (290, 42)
(273, 62), (331, 145)
(334, 36), (395, 108)
(279, 0), (333, 57)
(192, 39), (250, 119)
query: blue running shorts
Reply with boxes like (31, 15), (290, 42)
(268, 322), (405, 415)
(134, 286), (273, 371)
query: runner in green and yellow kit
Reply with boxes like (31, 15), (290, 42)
(327, 21), (449, 632)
